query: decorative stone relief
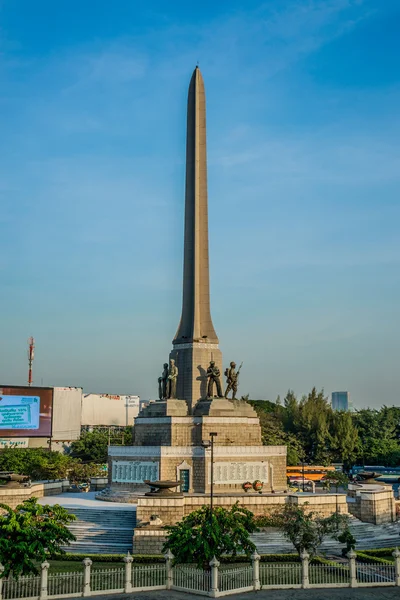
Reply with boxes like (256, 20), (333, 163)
(210, 461), (269, 484)
(112, 460), (159, 483)
(108, 445), (285, 457)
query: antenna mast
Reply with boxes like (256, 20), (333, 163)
(27, 337), (35, 386)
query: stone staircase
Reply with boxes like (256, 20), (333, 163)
(252, 517), (400, 556)
(62, 507), (399, 557)
(64, 508), (136, 555)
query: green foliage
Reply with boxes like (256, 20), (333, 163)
(245, 390), (400, 468)
(69, 428), (133, 464)
(50, 553), (165, 563)
(0, 498), (76, 578)
(258, 553), (300, 562)
(352, 407), (400, 465)
(330, 412), (358, 466)
(337, 527), (356, 557)
(162, 503), (257, 569)
(276, 503), (348, 559)
(0, 448), (75, 480)
(0, 447), (105, 484)
(68, 462), (104, 485)
(322, 471), (349, 492)
(356, 552), (393, 564)
(254, 510), (284, 528)
(69, 431), (109, 463)
(361, 547), (397, 557)
(248, 401), (304, 465)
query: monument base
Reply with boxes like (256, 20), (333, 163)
(132, 492), (350, 554)
(108, 443), (287, 494)
(133, 527), (167, 554)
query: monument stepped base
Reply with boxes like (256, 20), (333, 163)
(133, 492), (349, 554)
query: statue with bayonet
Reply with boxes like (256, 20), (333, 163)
(224, 361), (243, 400)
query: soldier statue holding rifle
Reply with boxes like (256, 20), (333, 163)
(206, 361), (223, 399)
(224, 361), (242, 400)
(158, 363), (169, 400)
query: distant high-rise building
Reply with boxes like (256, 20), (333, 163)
(331, 391), (350, 411)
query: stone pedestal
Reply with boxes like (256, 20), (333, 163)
(170, 342), (222, 413)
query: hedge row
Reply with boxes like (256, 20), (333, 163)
(49, 554), (165, 563)
(360, 548), (396, 557)
(50, 552), (340, 566)
(356, 551), (393, 565)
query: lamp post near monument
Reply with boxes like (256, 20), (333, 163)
(201, 432), (218, 524)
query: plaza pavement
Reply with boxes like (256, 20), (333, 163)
(37, 491), (136, 510)
(59, 589), (400, 600)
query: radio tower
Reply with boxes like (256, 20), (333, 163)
(27, 337), (35, 387)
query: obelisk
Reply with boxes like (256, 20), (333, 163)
(170, 67), (223, 411)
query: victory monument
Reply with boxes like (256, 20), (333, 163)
(105, 67), (288, 550)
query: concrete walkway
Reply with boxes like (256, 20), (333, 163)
(59, 589), (400, 600)
(38, 492), (136, 510)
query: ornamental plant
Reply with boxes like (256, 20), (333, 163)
(162, 502), (257, 569)
(243, 481), (252, 492)
(0, 497), (76, 578)
(253, 480), (263, 491)
(276, 503), (349, 559)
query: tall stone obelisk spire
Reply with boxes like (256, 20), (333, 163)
(170, 67), (222, 410)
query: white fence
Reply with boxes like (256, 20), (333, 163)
(0, 549), (400, 599)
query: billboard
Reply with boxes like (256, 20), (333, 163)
(0, 386), (53, 437)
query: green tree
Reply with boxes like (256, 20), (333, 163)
(337, 527), (356, 557)
(322, 471), (349, 492)
(0, 498), (76, 577)
(330, 412), (359, 467)
(0, 448), (74, 480)
(68, 462), (103, 485)
(353, 408), (400, 465)
(294, 388), (333, 464)
(277, 503), (348, 558)
(282, 390), (299, 434)
(69, 431), (109, 463)
(69, 427), (133, 464)
(162, 504), (257, 569)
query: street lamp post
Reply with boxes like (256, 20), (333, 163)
(202, 432), (218, 524)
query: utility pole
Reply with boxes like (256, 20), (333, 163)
(27, 337), (35, 386)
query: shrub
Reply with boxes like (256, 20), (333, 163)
(356, 552), (393, 564)
(254, 510), (284, 528)
(163, 503), (257, 569)
(49, 553), (165, 563)
(361, 548), (396, 557)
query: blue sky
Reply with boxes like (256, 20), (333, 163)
(1, 0), (399, 408)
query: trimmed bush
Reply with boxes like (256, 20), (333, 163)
(49, 553), (165, 563)
(356, 551), (393, 564)
(361, 548), (396, 557)
(49, 552), (341, 565)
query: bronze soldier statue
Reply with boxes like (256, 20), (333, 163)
(167, 358), (178, 399)
(206, 361), (223, 398)
(158, 363), (169, 400)
(224, 361), (242, 400)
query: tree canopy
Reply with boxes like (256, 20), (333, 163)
(0, 448), (75, 480)
(69, 428), (133, 464)
(247, 389), (400, 468)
